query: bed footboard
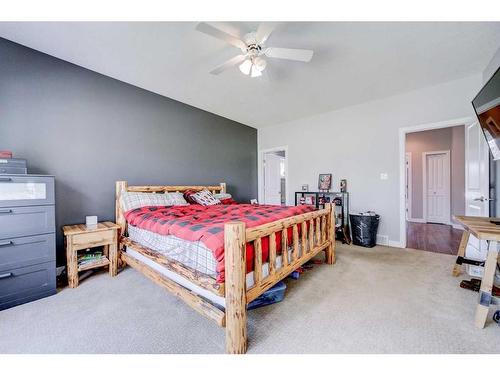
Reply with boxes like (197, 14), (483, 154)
(224, 203), (335, 354)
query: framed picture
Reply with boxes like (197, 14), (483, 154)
(318, 174), (332, 191)
(340, 179), (347, 193)
(305, 196), (315, 205)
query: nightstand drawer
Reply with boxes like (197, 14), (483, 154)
(0, 206), (55, 239)
(71, 230), (115, 250)
(0, 261), (56, 311)
(0, 234), (55, 272)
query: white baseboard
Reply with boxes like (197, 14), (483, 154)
(376, 234), (389, 246)
(407, 217), (425, 223)
(375, 235), (403, 249)
(388, 240), (404, 248)
(407, 218), (462, 230)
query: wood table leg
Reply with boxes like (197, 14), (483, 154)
(66, 237), (78, 288)
(474, 240), (499, 328)
(452, 230), (470, 277)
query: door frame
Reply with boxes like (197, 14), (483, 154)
(405, 152), (412, 220)
(258, 146), (289, 205)
(398, 116), (473, 248)
(422, 150), (451, 224)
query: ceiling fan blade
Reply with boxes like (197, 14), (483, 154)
(265, 47), (314, 62)
(256, 22), (278, 44)
(209, 55), (247, 75)
(196, 22), (247, 52)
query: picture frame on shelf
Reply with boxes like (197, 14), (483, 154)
(340, 179), (347, 193)
(305, 196), (315, 205)
(318, 174), (332, 191)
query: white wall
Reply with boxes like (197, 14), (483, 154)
(483, 46), (500, 82)
(258, 74), (483, 246)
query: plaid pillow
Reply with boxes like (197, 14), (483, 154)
(121, 192), (188, 212)
(191, 189), (221, 206)
(183, 189), (199, 204)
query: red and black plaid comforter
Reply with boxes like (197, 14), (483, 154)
(125, 204), (316, 282)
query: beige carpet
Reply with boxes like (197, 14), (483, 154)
(1, 244), (499, 353)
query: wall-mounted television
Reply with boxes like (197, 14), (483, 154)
(472, 66), (500, 160)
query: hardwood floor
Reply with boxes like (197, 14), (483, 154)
(406, 221), (463, 255)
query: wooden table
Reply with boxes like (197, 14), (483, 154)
(452, 216), (500, 328)
(62, 222), (120, 288)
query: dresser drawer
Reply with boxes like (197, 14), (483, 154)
(0, 175), (54, 208)
(0, 234), (55, 272)
(0, 261), (56, 310)
(0, 206), (55, 239)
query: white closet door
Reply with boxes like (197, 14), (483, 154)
(425, 152), (450, 224)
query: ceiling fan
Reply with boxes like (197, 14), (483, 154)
(196, 22), (314, 78)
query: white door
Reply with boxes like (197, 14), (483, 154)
(263, 153), (282, 205)
(465, 122), (490, 217)
(425, 152), (450, 224)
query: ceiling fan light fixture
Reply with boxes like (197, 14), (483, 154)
(250, 65), (262, 78)
(253, 57), (267, 72)
(239, 59), (252, 75)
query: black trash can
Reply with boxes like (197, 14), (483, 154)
(349, 213), (380, 248)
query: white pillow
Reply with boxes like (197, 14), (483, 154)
(121, 191), (188, 212)
(214, 192), (232, 200)
(191, 189), (221, 206)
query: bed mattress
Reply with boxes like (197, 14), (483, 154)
(128, 224), (218, 277)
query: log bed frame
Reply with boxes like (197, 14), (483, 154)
(115, 181), (336, 354)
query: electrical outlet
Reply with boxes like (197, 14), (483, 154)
(380, 173), (388, 180)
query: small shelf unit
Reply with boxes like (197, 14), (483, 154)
(295, 191), (351, 244)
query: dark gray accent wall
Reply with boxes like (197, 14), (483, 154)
(0, 38), (257, 264)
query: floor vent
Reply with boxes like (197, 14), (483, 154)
(376, 234), (389, 246)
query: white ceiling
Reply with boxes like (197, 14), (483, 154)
(1, 22), (499, 128)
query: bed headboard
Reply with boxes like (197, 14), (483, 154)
(115, 181), (227, 236)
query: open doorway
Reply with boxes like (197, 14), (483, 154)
(404, 126), (465, 254)
(261, 148), (287, 205)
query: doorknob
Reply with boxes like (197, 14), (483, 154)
(473, 196), (494, 202)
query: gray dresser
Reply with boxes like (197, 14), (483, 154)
(0, 175), (56, 310)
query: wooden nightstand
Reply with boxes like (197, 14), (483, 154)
(62, 222), (120, 288)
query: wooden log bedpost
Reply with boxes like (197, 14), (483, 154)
(325, 203), (336, 265)
(224, 221), (247, 354)
(116, 181), (128, 270)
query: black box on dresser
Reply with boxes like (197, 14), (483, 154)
(0, 175), (56, 310)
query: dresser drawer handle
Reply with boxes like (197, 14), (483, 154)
(0, 272), (13, 280)
(0, 177), (12, 182)
(0, 241), (13, 247)
(0, 209), (13, 214)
